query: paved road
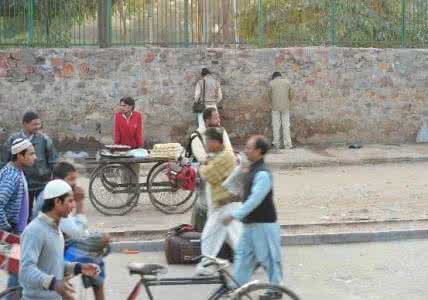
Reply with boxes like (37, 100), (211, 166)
(1, 239), (420, 300)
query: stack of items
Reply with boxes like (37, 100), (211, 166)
(150, 143), (183, 160)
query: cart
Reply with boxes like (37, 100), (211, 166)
(88, 155), (197, 216)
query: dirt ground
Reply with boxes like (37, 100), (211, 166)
(79, 161), (428, 233)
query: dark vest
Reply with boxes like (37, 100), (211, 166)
(242, 159), (277, 224)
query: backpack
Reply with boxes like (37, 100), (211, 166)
(184, 130), (203, 161)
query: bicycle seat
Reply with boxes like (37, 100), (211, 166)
(128, 263), (168, 276)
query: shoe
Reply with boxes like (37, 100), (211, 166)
(194, 264), (213, 277)
(261, 291), (283, 299)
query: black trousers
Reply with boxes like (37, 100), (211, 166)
(28, 189), (43, 223)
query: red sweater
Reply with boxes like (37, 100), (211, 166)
(114, 111), (144, 149)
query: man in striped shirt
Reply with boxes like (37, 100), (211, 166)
(0, 138), (36, 290)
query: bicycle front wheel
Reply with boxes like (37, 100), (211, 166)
(0, 286), (22, 299)
(235, 283), (300, 300)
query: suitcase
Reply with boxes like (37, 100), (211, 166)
(165, 231), (201, 264)
(164, 224), (234, 265)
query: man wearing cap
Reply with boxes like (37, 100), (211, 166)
(1, 111), (58, 221)
(0, 138), (36, 291)
(20, 179), (99, 300)
(0, 138), (35, 234)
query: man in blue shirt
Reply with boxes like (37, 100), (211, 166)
(0, 138), (36, 291)
(224, 135), (283, 290)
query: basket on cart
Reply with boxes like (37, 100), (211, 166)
(0, 231), (20, 274)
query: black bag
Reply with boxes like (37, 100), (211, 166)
(192, 79), (206, 113)
(165, 225), (201, 264)
(164, 224), (234, 264)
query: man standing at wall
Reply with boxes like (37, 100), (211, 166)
(194, 68), (223, 129)
(2, 111), (58, 222)
(269, 72), (293, 149)
(224, 135), (283, 292)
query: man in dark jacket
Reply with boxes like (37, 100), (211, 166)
(224, 135), (283, 290)
(2, 111), (58, 222)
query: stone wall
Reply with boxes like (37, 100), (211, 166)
(0, 47), (427, 150)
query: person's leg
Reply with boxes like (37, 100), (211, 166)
(191, 181), (208, 232)
(271, 111), (281, 149)
(282, 111), (292, 149)
(232, 226), (257, 286)
(196, 207), (228, 274)
(197, 113), (205, 129)
(223, 203), (243, 250)
(253, 224), (283, 285)
(200, 208), (228, 257)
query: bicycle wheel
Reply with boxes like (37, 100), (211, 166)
(0, 286), (22, 299)
(147, 163), (197, 214)
(235, 283), (300, 300)
(89, 164), (139, 215)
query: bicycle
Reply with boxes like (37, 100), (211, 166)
(0, 286), (22, 299)
(126, 255), (300, 300)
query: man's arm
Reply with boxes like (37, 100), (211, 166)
(0, 178), (18, 231)
(217, 81), (223, 103)
(190, 132), (208, 163)
(194, 81), (202, 102)
(222, 130), (234, 154)
(45, 136), (59, 171)
(1, 136), (13, 167)
(19, 229), (54, 290)
(199, 152), (235, 186)
(231, 171), (272, 221)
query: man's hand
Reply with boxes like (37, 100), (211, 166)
(73, 186), (85, 214)
(81, 263), (100, 278)
(53, 279), (75, 299)
(101, 233), (111, 246)
(223, 215), (234, 226)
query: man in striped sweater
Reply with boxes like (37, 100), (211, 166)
(0, 138), (36, 290)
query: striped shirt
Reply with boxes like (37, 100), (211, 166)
(0, 162), (25, 232)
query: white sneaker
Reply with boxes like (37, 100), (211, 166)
(194, 264), (213, 277)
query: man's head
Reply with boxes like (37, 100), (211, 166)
(41, 179), (74, 218)
(244, 135), (270, 162)
(201, 68), (211, 77)
(205, 127), (224, 153)
(119, 97), (135, 114)
(203, 108), (221, 128)
(53, 162), (78, 188)
(271, 72), (282, 80)
(11, 138), (36, 167)
(22, 111), (41, 135)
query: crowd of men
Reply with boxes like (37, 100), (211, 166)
(0, 112), (106, 300)
(0, 68), (291, 299)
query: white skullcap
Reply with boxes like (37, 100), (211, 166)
(44, 179), (72, 200)
(11, 138), (33, 155)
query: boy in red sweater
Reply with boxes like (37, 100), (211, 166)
(114, 97), (143, 149)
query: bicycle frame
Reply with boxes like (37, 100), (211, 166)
(127, 273), (230, 300)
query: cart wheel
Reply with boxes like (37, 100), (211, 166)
(89, 163), (139, 215)
(147, 163), (197, 214)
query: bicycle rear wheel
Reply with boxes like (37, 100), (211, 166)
(0, 286), (22, 299)
(235, 283), (300, 300)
